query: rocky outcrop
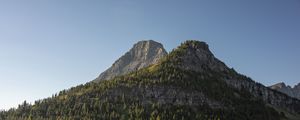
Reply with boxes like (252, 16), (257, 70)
(177, 41), (229, 73)
(270, 82), (300, 100)
(103, 86), (222, 109)
(94, 40), (167, 82)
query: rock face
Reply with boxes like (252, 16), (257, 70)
(177, 41), (229, 73)
(270, 82), (300, 100)
(94, 40), (167, 82)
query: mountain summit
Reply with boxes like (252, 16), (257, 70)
(94, 40), (167, 82)
(270, 82), (300, 100)
(174, 41), (228, 72)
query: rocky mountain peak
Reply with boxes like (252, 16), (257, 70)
(175, 40), (228, 72)
(130, 40), (166, 63)
(270, 82), (300, 100)
(270, 82), (287, 89)
(182, 40), (210, 52)
(93, 40), (167, 82)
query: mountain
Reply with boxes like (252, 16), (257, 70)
(1, 40), (300, 120)
(167, 41), (300, 117)
(270, 82), (300, 100)
(94, 40), (167, 82)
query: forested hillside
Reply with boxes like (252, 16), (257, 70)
(1, 41), (299, 120)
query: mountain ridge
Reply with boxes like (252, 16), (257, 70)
(270, 82), (300, 100)
(1, 40), (299, 120)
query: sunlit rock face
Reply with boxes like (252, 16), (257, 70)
(94, 40), (167, 82)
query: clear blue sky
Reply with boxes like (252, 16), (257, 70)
(0, 0), (299, 110)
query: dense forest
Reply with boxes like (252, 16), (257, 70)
(0, 41), (290, 120)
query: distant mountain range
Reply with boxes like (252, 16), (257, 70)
(1, 40), (299, 120)
(270, 82), (300, 100)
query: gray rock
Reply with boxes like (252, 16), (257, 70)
(178, 41), (229, 73)
(295, 83), (300, 99)
(270, 82), (300, 100)
(93, 40), (167, 82)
